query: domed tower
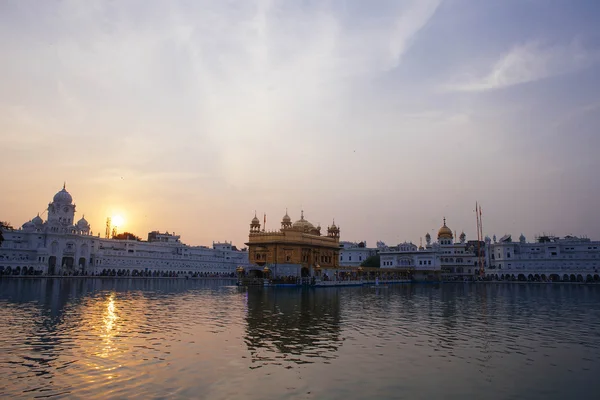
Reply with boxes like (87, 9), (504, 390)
(47, 183), (76, 231)
(459, 231), (466, 244)
(281, 209), (292, 230)
(425, 232), (431, 245)
(437, 218), (453, 245)
(77, 215), (91, 235)
(519, 233), (526, 243)
(327, 219), (340, 238)
(250, 212), (261, 233)
(292, 210), (315, 232)
(32, 214), (44, 229)
(21, 220), (36, 231)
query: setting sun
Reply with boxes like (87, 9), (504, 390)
(112, 215), (125, 228)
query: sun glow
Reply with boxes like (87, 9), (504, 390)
(112, 215), (124, 227)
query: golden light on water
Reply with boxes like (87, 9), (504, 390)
(99, 293), (119, 358)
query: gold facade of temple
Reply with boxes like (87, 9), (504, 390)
(245, 210), (340, 270)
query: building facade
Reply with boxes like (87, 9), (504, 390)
(487, 234), (600, 282)
(244, 210), (340, 279)
(0, 185), (249, 276)
(379, 218), (483, 281)
(338, 241), (378, 267)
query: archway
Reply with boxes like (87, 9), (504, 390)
(518, 274), (526, 281)
(249, 269), (264, 278)
(48, 256), (57, 275)
(61, 256), (74, 270)
(586, 274), (593, 282)
(570, 274), (576, 282)
(527, 274), (534, 281)
(576, 274), (584, 282)
(594, 274), (600, 282)
(550, 274), (560, 282)
(541, 274), (547, 281)
(563, 274), (569, 282)
(301, 267), (310, 277)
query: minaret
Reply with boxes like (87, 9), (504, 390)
(250, 211), (261, 233)
(281, 208), (292, 230)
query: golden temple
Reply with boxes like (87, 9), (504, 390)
(240, 210), (410, 286)
(245, 210), (340, 278)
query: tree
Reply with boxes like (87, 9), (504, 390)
(361, 254), (380, 268)
(0, 221), (14, 247)
(113, 232), (142, 241)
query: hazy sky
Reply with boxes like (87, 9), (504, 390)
(2, 0), (600, 248)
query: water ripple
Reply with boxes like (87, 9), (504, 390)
(1, 280), (600, 399)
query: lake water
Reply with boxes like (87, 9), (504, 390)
(1, 279), (599, 399)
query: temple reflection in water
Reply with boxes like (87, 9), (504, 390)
(242, 287), (342, 365)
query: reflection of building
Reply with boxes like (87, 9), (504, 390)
(245, 211), (340, 279)
(0, 185), (249, 276)
(243, 287), (342, 363)
(487, 234), (600, 282)
(380, 218), (481, 281)
(339, 241), (378, 267)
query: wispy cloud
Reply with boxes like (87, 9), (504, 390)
(445, 40), (600, 92)
(388, 0), (441, 70)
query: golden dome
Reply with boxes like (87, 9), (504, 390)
(437, 218), (453, 239)
(292, 210), (315, 230)
(329, 219), (338, 231)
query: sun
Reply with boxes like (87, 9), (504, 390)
(112, 215), (125, 227)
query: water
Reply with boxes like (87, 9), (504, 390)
(1, 279), (599, 399)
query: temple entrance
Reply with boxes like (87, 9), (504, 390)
(248, 269), (264, 278)
(48, 256), (57, 275)
(301, 267), (310, 277)
(61, 257), (75, 274)
(78, 257), (86, 274)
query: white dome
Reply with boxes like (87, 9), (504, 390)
(53, 185), (73, 204)
(22, 221), (35, 230)
(77, 216), (89, 229)
(32, 214), (43, 226)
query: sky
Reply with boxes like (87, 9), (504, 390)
(1, 0), (600, 249)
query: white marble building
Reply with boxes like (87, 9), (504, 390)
(379, 241), (440, 281)
(487, 234), (600, 282)
(0, 185), (249, 276)
(379, 218), (483, 281)
(338, 241), (378, 267)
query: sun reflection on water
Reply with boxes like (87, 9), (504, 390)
(99, 292), (119, 358)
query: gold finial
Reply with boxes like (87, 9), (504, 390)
(301, 209), (304, 220)
(443, 217), (446, 226)
(63, 181), (66, 190)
